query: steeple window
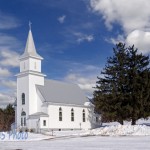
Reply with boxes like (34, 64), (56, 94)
(22, 93), (25, 105)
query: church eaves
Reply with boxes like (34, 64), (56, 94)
(19, 28), (43, 60)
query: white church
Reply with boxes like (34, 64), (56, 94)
(15, 27), (101, 132)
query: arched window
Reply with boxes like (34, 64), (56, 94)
(22, 93), (25, 105)
(21, 111), (26, 116)
(59, 107), (62, 121)
(71, 108), (74, 121)
(24, 117), (26, 126)
(83, 109), (86, 122)
(21, 118), (23, 126)
(21, 111), (26, 126)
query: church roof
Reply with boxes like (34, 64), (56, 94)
(36, 79), (88, 106)
(29, 112), (49, 119)
(20, 28), (43, 60)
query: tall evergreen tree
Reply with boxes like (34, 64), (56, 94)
(94, 43), (150, 125)
(126, 46), (150, 124)
(0, 104), (15, 131)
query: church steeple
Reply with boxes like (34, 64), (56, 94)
(16, 24), (45, 128)
(18, 23), (46, 74)
(20, 23), (43, 60)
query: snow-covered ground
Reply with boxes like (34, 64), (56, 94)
(0, 136), (150, 150)
(0, 119), (150, 149)
(0, 131), (53, 141)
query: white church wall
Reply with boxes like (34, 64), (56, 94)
(29, 58), (41, 72)
(29, 118), (38, 129)
(40, 117), (49, 129)
(17, 73), (44, 129)
(36, 88), (48, 113)
(20, 58), (41, 73)
(41, 105), (48, 114)
(47, 104), (93, 130)
(28, 74), (44, 115)
(20, 59), (29, 72)
(17, 76), (29, 128)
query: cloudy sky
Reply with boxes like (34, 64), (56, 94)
(0, 0), (150, 107)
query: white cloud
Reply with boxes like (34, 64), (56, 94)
(126, 30), (150, 54)
(73, 32), (94, 43)
(0, 12), (20, 107)
(84, 65), (100, 71)
(0, 93), (15, 107)
(90, 0), (150, 54)
(0, 33), (20, 67)
(90, 0), (150, 33)
(63, 64), (101, 95)
(0, 33), (19, 46)
(58, 15), (66, 23)
(0, 93), (10, 102)
(1, 80), (16, 89)
(0, 49), (19, 67)
(0, 11), (20, 30)
(0, 67), (11, 77)
(0, 30), (21, 107)
(105, 34), (125, 45)
(65, 73), (96, 94)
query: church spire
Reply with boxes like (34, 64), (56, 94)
(20, 22), (43, 60)
(29, 21), (32, 30)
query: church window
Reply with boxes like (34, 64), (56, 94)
(83, 109), (86, 122)
(59, 107), (62, 121)
(21, 111), (26, 116)
(24, 117), (26, 126)
(43, 120), (46, 126)
(21, 118), (23, 126)
(21, 111), (26, 126)
(22, 93), (25, 105)
(71, 108), (74, 121)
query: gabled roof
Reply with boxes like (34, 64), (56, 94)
(29, 112), (49, 119)
(20, 29), (43, 60)
(36, 79), (88, 106)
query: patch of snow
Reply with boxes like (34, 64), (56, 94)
(0, 131), (53, 141)
(81, 125), (150, 136)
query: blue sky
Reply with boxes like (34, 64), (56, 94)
(0, 0), (150, 106)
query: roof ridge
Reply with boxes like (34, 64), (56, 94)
(44, 78), (78, 86)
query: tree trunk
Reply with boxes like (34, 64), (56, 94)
(131, 118), (136, 125)
(131, 108), (136, 125)
(119, 119), (124, 125)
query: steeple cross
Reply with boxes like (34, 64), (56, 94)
(29, 21), (32, 30)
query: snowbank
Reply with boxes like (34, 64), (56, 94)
(81, 125), (150, 136)
(1, 124), (150, 141)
